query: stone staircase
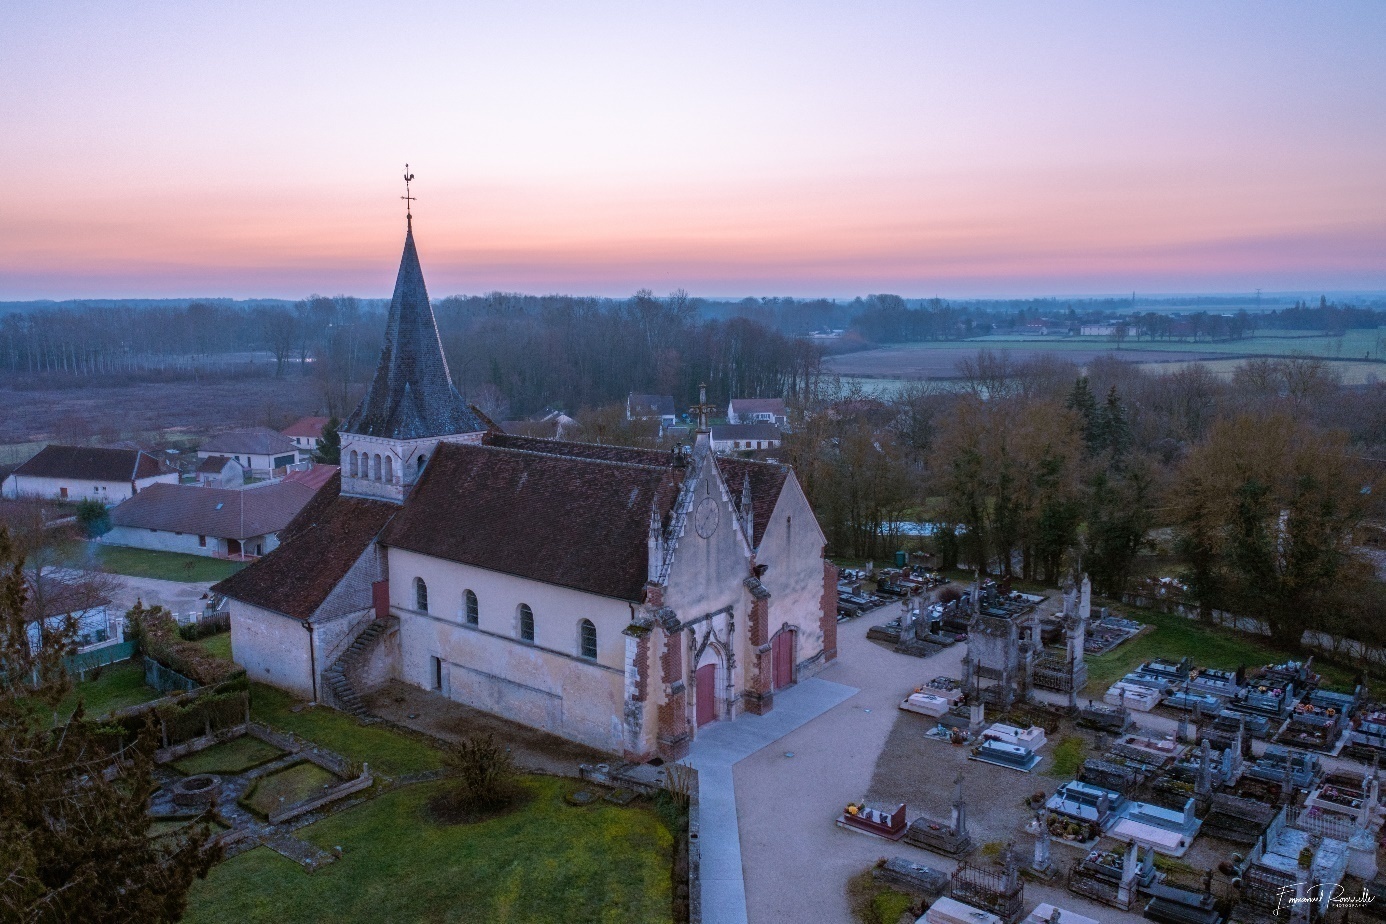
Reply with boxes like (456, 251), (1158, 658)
(324, 618), (391, 717)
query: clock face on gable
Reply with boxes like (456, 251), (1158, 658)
(694, 497), (720, 538)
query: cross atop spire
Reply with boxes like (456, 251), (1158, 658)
(401, 163), (416, 225)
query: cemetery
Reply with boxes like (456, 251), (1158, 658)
(839, 574), (1386, 924)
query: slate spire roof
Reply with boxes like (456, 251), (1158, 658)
(344, 221), (484, 440)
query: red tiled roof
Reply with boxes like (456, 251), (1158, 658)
(281, 464), (339, 491)
(384, 441), (684, 602)
(12, 444), (175, 483)
(483, 432), (787, 548)
(213, 472), (396, 620)
(109, 480), (319, 540)
(281, 416), (332, 438)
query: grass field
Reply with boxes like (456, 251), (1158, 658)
(82, 543), (246, 582)
(249, 684), (444, 778)
(192, 632), (233, 661)
(241, 762), (341, 817)
(1085, 607), (1358, 693)
(173, 736), (284, 776)
(1046, 736), (1087, 779)
(57, 660), (162, 719)
(184, 777), (674, 924)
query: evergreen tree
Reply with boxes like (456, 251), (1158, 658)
(1065, 376), (1100, 456)
(312, 415), (341, 465)
(0, 528), (221, 923)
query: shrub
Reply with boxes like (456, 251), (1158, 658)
(450, 733), (516, 808)
(74, 498), (111, 537)
(127, 602), (243, 687)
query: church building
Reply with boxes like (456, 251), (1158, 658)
(214, 210), (838, 761)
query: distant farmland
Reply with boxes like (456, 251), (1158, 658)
(824, 329), (1385, 387)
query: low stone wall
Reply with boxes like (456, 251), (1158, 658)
(155, 723), (249, 765)
(267, 768), (374, 825)
(687, 766), (701, 924)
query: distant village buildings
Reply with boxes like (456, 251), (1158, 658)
(727, 397), (788, 428)
(710, 423), (782, 454)
(194, 455), (245, 488)
(214, 214), (837, 761)
(1, 445), (178, 503)
(197, 427), (300, 478)
(281, 416), (332, 458)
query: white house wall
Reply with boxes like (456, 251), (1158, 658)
(230, 601), (314, 698)
(2, 473), (176, 503)
(388, 547), (632, 752)
(102, 527), (277, 558)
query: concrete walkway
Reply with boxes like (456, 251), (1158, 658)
(688, 676), (859, 924)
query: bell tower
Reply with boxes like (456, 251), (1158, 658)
(339, 168), (487, 502)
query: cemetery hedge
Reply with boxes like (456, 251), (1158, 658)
(184, 776), (674, 924)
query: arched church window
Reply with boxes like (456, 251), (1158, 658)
(384, 455), (393, 483)
(414, 577), (428, 612)
(372, 454), (382, 481)
(464, 589), (478, 625)
(417, 454), (428, 477)
(349, 450), (358, 478)
(518, 604), (534, 643)
(579, 619), (597, 660)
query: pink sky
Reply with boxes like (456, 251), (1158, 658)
(2, 2), (1384, 299)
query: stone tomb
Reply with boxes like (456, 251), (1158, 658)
(1108, 797), (1202, 857)
(904, 773), (974, 856)
(836, 799), (908, 841)
(872, 856), (948, 899)
(970, 738), (1041, 773)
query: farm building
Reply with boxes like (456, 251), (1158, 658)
(25, 580), (123, 654)
(104, 479), (321, 559)
(197, 427), (299, 477)
(626, 393), (677, 430)
(1, 445), (178, 504)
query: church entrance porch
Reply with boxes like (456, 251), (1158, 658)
(696, 662), (718, 727)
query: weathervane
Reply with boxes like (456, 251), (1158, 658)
(401, 164), (416, 224)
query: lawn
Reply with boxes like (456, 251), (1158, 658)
(184, 777), (674, 924)
(1085, 607), (1358, 693)
(192, 632), (233, 661)
(83, 543), (246, 582)
(1046, 735), (1087, 779)
(241, 762), (342, 817)
(250, 684), (444, 777)
(173, 735), (284, 775)
(57, 660), (162, 719)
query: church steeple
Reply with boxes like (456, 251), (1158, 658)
(339, 172), (487, 502)
(343, 209), (483, 442)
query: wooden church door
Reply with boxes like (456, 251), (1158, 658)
(695, 663), (717, 727)
(772, 631), (794, 691)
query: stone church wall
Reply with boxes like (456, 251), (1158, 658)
(754, 474), (834, 676)
(388, 548), (633, 753)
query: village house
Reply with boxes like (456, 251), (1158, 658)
(626, 392), (677, 431)
(710, 422), (782, 454)
(727, 397), (788, 428)
(194, 455), (245, 488)
(25, 580), (123, 654)
(197, 427), (299, 478)
(105, 479), (322, 559)
(281, 416), (332, 460)
(1, 445), (178, 504)
(214, 214), (837, 761)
